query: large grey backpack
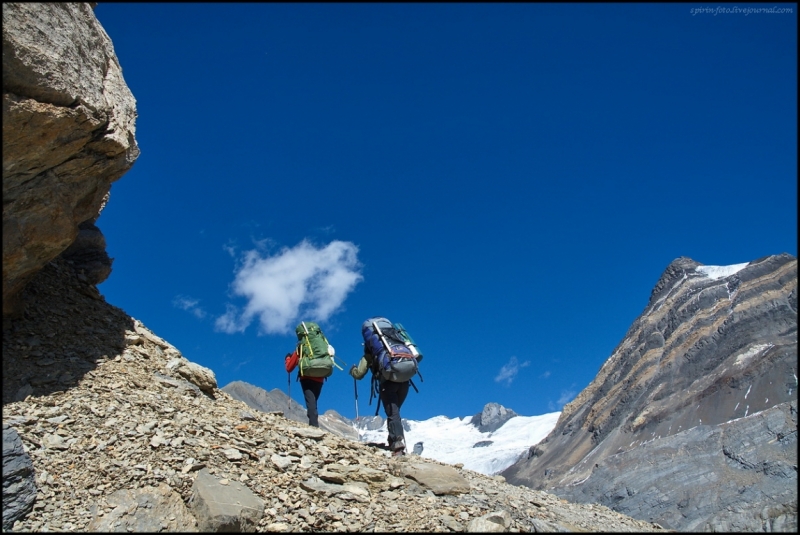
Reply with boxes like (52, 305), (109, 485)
(361, 317), (422, 382)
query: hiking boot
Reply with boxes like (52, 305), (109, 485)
(392, 448), (406, 457)
(392, 438), (406, 452)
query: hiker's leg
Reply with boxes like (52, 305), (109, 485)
(396, 380), (409, 409)
(301, 379), (322, 427)
(381, 381), (405, 450)
(393, 380), (410, 452)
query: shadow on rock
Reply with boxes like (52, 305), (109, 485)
(2, 257), (133, 405)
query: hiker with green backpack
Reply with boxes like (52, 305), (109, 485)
(350, 317), (423, 456)
(285, 321), (341, 427)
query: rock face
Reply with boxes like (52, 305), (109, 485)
(1, 257), (666, 533)
(503, 254), (798, 532)
(2, 2), (139, 316)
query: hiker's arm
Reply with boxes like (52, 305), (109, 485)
(349, 354), (370, 380)
(285, 351), (298, 373)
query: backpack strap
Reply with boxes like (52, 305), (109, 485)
(368, 368), (376, 407)
(409, 378), (419, 393)
(371, 373), (381, 416)
(299, 322), (313, 376)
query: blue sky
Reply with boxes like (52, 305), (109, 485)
(92, 4), (797, 422)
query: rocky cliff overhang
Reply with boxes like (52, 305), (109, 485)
(503, 253), (798, 531)
(2, 2), (139, 316)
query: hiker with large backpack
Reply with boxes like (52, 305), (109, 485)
(285, 321), (341, 427)
(349, 317), (423, 456)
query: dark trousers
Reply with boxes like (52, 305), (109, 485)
(300, 378), (323, 427)
(380, 380), (409, 448)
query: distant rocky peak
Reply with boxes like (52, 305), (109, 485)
(470, 402), (518, 433)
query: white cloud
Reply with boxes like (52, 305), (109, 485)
(173, 295), (206, 319)
(494, 356), (531, 386)
(215, 239), (363, 335)
(540, 371), (551, 379)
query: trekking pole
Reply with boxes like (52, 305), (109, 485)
(354, 376), (359, 422)
(287, 371), (291, 412)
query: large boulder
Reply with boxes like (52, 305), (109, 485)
(468, 510), (513, 533)
(188, 469), (264, 532)
(396, 460), (472, 496)
(174, 361), (218, 394)
(2, 2), (139, 316)
(86, 483), (198, 532)
(2, 424), (37, 530)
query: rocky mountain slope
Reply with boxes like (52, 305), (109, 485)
(221, 380), (359, 440)
(503, 255), (798, 532)
(2, 256), (667, 533)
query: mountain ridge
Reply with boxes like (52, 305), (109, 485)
(502, 254), (798, 531)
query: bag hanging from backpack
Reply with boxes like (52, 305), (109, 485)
(295, 321), (335, 378)
(361, 317), (423, 383)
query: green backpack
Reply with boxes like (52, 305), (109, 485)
(295, 321), (336, 378)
